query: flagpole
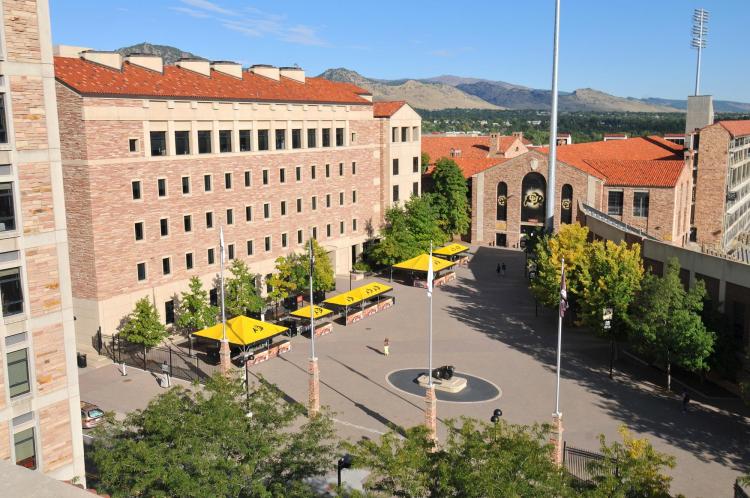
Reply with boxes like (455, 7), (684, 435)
(219, 225), (230, 376)
(424, 242), (437, 441)
(428, 243), (433, 388)
(555, 257), (564, 416)
(308, 229), (320, 417)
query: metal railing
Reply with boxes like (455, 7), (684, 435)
(563, 442), (616, 485)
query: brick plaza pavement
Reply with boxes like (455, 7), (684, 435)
(79, 246), (750, 497)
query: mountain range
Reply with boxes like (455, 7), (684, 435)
(113, 44), (749, 113)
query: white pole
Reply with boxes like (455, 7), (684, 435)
(428, 243), (433, 386)
(545, 0), (561, 233)
(309, 230), (316, 360)
(220, 226), (227, 342)
(555, 257), (564, 416)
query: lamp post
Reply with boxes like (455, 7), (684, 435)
(308, 231), (320, 417)
(337, 454), (353, 492)
(490, 408), (503, 442)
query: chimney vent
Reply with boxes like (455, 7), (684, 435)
(250, 64), (280, 81)
(124, 53), (163, 73)
(211, 61), (243, 79)
(279, 66), (305, 83)
(176, 58), (211, 77)
(54, 45), (92, 58)
(81, 50), (122, 70)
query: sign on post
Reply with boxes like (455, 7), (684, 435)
(603, 307), (613, 329)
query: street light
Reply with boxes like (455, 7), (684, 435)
(337, 454), (353, 491)
(490, 408), (503, 424)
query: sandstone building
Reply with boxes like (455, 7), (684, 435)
(52, 47), (420, 338)
(0, 0), (85, 482)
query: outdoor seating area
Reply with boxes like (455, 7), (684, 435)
(323, 281), (394, 326)
(289, 305), (335, 338)
(192, 315), (291, 367)
(393, 253), (457, 288)
(434, 243), (471, 266)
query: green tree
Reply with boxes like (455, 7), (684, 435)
(308, 238), (335, 293)
(631, 259), (715, 391)
(588, 426), (676, 498)
(175, 276), (218, 334)
(348, 418), (573, 497)
(530, 223), (591, 309)
(430, 157), (470, 235)
(267, 256), (299, 318)
(119, 297), (167, 348)
(580, 240), (644, 378)
(371, 196), (447, 267)
(90, 375), (337, 498)
(420, 151), (430, 173)
(224, 259), (264, 318)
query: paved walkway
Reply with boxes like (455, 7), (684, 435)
(79, 246), (750, 497)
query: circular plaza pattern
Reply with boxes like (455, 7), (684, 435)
(387, 368), (502, 403)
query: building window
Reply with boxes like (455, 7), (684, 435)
(14, 427), (36, 470)
(311, 196), (317, 211)
(150, 131), (166, 156)
(157, 178), (167, 197)
(496, 182), (508, 221)
(0, 183), (16, 231)
(258, 129), (269, 151)
(181, 176), (190, 194)
(521, 172), (547, 223)
(392, 127), (398, 143)
(137, 262), (146, 281)
(264, 236), (271, 252)
(307, 128), (317, 148)
(280, 201), (287, 216)
(335, 127), (344, 146)
(225, 172), (232, 190)
(175, 131), (190, 155)
(134, 222), (144, 240)
(326, 224), (331, 237)
(210, 288), (218, 306)
(339, 162), (344, 176)
(0, 268), (23, 316)
(279, 168), (286, 184)
(162, 257), (171, 275)
(198, 131), (212, 154)
(186, 252), (194, 270)
(413, 156), (419, 173)
(244, 170), (251, 187)
(633, 191), (650, 217)
(165, 300), (175, 324)
(275, 129), (286, 150)
(160, 218), (169, 236)
(340, 221), (344, 234)
(129, 138), (138, 152)
(339, 192), (344, 206)
(207, 248), (215, 265)
(392, 159), (399, 175)
(262, 169), (269, 185)
(219, 130), (232, 153)
(239, 130), (252, 151)
(246, 240), (254, 256)
(245, 205), (253, 221)
(263, 203), (270, 219)
(296, 198), (302, 213)
(412, 182), (419, 197)
(312, 227), (318, 240)
(292, 129), (302, 149)
(297, 229), (303, 244)
(8, 349), (30, 398)
(561, 184), (573, 224)
(325, 164), (330, 178)
(228, 243), (235, 260)
(352, 162), (357, 175)
(607, 191), (624, 216)
(295, 166), (302, 182)
(281, 233), (288, 248)
(311, 165), (317, 179)
(326, 194), (331, 208)
(352, 190), (357, 203)
(206, 211), (214, 228)
(352, 219), (358, 231)
(132, 180), (142, 200)
(412, 126), (420, 141)
(401, 127), (408, 142)
(226, 209), (234, 225)
(204, 174), (212, 192)
(393, 185), (399, 202)
(322, 128), (331, 147)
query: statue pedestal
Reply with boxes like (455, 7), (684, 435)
(417, 374), (467, 393)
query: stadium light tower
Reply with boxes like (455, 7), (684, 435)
(691, 8), (708, 96)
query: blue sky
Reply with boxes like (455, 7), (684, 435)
(50, 0), (750, 102)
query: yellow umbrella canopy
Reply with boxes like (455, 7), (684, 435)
(433, 243), (470, 257)
(324, 281), (393, 307)
(393, 253), (455, 272)
(192, 315), (288, 346)
(289, 305), (333, 319)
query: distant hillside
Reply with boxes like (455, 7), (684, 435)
(319, 68), (501, 111)
(116, 42), (204, 65)
(642, 97), (750, 113)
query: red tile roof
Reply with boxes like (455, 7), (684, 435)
(422, 136), (507, 178)
(54, 57), (372, 105)
(497, 135), (521, 154)
(373, 101), (407, 118)
(584, 159), (686, 187)
(719, 120), (750, 138)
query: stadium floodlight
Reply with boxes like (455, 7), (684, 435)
(691, 8), (709, 95)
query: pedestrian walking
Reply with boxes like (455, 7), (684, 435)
(682, 391), (690, 413)
(501, 262), (506, 276)
(496, 263), (501, 276)
(383, 338), (390, 356)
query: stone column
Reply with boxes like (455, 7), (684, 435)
(550, 412), (564, 467)
(308, 357), (320, 417)
(424, 385), (437, 442)
(219, 339), (231, 377)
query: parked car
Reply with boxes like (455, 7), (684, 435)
(80, 401), (104, 429)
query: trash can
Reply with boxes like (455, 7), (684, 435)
(77, 352), (87, 368)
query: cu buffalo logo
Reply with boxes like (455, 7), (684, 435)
(497, 195), (507, 207)
(252, 325), (263, 333)
(561, 198), (571, 210)
(523, 191), (544, 208)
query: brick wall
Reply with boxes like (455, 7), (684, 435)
(695, 124), (729, 245)
(0, 421), (9, 460)
(24, 245), (62, 317)
(33, 322), (67, 394)
(9, 75), (48, 151)
(18, 161), (55, 236)
(38, 400), (73, 472)
(55, 84), (87, 162)
(2, 0), (41, 64)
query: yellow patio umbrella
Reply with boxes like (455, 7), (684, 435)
(193, 315), (288, 346)
(433, 243), (470, 257)
(290, 305), (333, 319)
(324, 281), (393, 307)
(393, 253), (455, 272)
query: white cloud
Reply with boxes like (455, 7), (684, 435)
(180, 0), (236, 16)
(170, 6), (211, 19)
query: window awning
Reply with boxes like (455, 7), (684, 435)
(324, 282), (393, 307)
(393, 253), (455, 272)
(433, 243), (470, 256)
(289, 305), (333, 319)
(192, 315), (288, 346)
